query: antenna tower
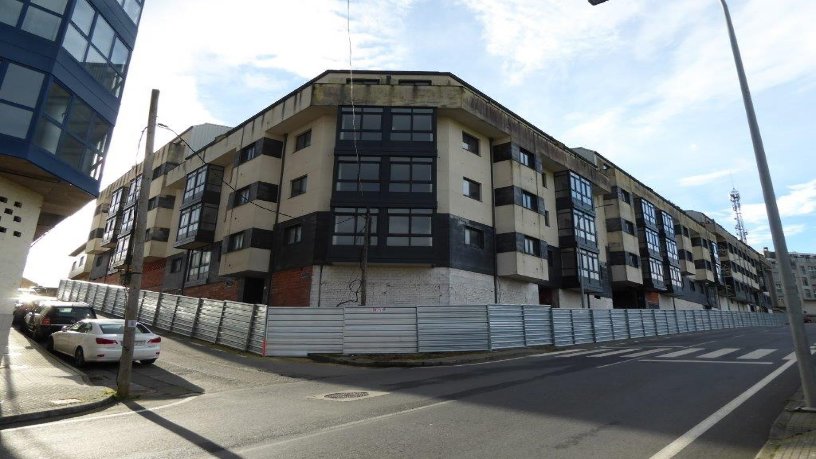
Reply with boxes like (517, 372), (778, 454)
(730, 187), (748, 243)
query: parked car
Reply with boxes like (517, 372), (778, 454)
(47, 319), (161, 367)
(24, 301), (97, 341)
(12, 300), (41, 327)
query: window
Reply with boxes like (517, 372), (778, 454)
(186, 248), (211, 282)
(645, 228), (660, 253)
(578, 249), (600, 281)
(177, 204), (201, 240)
(239, 143), (258, 163)
(518, 149), (533, 168)
(623, 219), (635, 235)
(116, 0), (143, 24)
(390, 108), (433, 141)
(806, 289), (813, 299)
(573, 209), (597, 244)
(669, 266), (683, 289)
(661, 212), (675, 237)
(619, 188), (631, 205)
(521, 190), (538, 212)
(33, 82), (110, 179)
(542, 172), (548, 188)
(339, 106), (383, 141)
(665, 239), (679, 264)
(125, 175), (141, 206)
(170, 257), (183, 273)
(62, 0), (130, 96)
(649, 257), (664, 283)
(295, 130), (311, 151)
(389, 157), (433, 193)
(570, 172), (593, 207)
(387, 208), (432, 246)
(290, 175), (307, 197)
(335, 156), (380, 192)
(102, 217), (117, 242)
(119, 206), (135, 234)
(804, 277), (810, 286)
(233, 187), (251, 207)
(228, 232), (245, 252)
(640, 199), (657, 226)
(462, 132), (479, 155)
(0, 0), (66, 41)
(111, 234), (131, 267)
(183, 167), (207, 201)
(285, 225), (302, 245)
(463, 178), (481, 201)
(332, 208), (378, 246)
(0, 62), (45, 139)
(628, 252), (640, 268)
(523, 237), (540, 256)
(109, 188), (125, 214)
(464, 226), (484, 248)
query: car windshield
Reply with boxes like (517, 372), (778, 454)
(99, 323), (152, 334)
(52, 307), (95, 320)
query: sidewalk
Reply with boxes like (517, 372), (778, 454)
(758, 389), (816, 459)
(0, 323), (115, 427)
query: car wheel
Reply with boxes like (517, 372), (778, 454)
(45, 337), (54, 352)
(140, 359), (157, 365)
(74, 347), (86, 367)
(33, 327), (45, 341)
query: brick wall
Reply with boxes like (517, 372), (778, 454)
(184, 280), (240, 302)
(270, 267), (312, 306)
(99, 272), (122, 286)
(141, 259), (165, 291)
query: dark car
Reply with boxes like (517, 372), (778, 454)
(12, 300), (40, 327)
(24, 301), (97, 341)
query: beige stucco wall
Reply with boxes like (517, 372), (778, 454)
(0, 176), (43, 315)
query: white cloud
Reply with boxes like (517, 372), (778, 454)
(747, 223), (806, 248)
(741, 179), (816, 224)
(678, 169), (736, 187)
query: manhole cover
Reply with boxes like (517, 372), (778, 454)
(324, 391), (369, 400)
(312, 390), (388, 402)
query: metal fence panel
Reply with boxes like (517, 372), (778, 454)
(642, 310), (657, 337)
(171, 296), (198, 337)
(627, 310), (644, 338)
(344, 306), (418, 354)
(572, 309), (594, 344)
(266, 308), (343, 356)
(553, 309), (575, 347)
(194, 299), (225, 343)
(693, 310), (705, 331)
(218, 301), (256, 351)
(676, 311), (688, 333)
(139, 291), (160, 325)
(611, 310), (628, 340)
(418, 305), (489, 352)
(86, 284), (98, 308)
(655, 311), (669, 335)
(110, 289), (126, 316)
(57, 280), (66, 299)
(246, 305), (267, 354)
(155, 295), (177, 330)
(488, 305), (525, 350)
(593, 310), (614, 342)
(523, 306), (552, 346)
(666, 310), (679, 334)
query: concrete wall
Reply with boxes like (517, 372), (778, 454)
(0, 176), (42, 314)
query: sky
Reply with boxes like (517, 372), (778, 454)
(24, 0), (816, 286)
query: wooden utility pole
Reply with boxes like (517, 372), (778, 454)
(360, 208), (371, 306)
(116, 89), (159, 398)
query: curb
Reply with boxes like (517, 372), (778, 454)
(308, 348), (554, 368)
(0, 394), (117, 428)
(755, 389), (806, 459)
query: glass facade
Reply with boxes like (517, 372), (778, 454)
(0, 61), (45, 138)
(0, 0), (67, 41)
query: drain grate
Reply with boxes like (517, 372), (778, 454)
(324, 391), (370, 400)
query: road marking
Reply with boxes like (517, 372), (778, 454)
(697, 348), (739, 359)
(657, 348), (704, 358)
(588, 348), (639, 358)
(650, 358), (796, 459)
(556, 349), (613, 358)
(738, 349), (776, 360)
(640, 359), (773, 365)
(1, 395), (198, 433)
(621, 348), (672, 358)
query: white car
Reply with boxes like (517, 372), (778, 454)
(48, 319), (161, 366)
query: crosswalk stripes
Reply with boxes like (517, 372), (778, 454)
(697, 348), (740, 359)
(556, 349), (613, 358)
(738, 349), (776, 360)
(657, 348), (705, 358)
(588, 349), (642, 358)
(555, 346), (791, 362)
(619, 348), (672, 358)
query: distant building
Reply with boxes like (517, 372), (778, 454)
(1, 0), (146, 311)
(69, 70), (770, 311)
(764, 250), (816, 312)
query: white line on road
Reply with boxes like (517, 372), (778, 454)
(738, 349), (776, 360)
(640, 359), (773, 365)
(588, 348), (640, 358)
(1, 395), (198, 433)
(697, 348), (739, 359)
(620, 348), (672, 358)
(556, 348), (615, 358)
(650, 358), (796, 459)
(657, 348), (704, 358)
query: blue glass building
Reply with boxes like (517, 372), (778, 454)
(0, 0), (144, 238)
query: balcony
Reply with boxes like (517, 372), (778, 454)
(174, 203), (218, 250)
(100, 215), (122, 248)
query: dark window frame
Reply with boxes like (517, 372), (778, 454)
(463, 177), (481, 201)
(290, 175), (308, 198)
(386, 208), (433, 247)
(285, 224), (303, 245)
(464, 226), (485, 249)
(332, 208), (378, 246)
(462, 132), (479, 155)
(294, 129), (312, 151)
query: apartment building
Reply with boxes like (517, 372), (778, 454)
(69, 70), (769, 311)
(1, 0), (145, 309)
(764, 250), (816, 312)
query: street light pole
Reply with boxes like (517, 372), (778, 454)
(717, 0), (816, 407)
(588, 0), (816, 407)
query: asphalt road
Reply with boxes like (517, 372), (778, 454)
(2, 325), (812, 458)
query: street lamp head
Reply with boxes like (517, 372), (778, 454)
(588, 0), (609, 4)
